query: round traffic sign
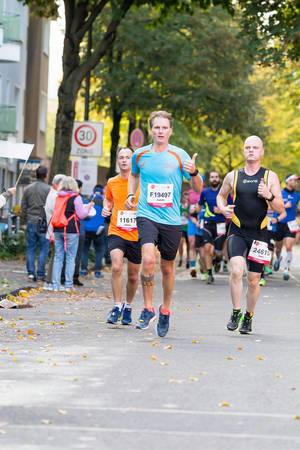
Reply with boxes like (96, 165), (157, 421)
(74, 124), (97, 148)
(130, 129), (144, 149)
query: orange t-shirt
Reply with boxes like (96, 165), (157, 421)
(105, 174), (139, 241)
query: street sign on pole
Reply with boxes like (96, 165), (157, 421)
(71, 121), (103, 157)
(130, 128), (145, 149)
(71, 158), (98, 195)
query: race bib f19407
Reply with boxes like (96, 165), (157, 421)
(147, 183), (173, 208)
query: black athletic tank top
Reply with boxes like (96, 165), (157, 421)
(231, 167), (269, 231)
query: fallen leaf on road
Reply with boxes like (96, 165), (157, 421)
(58, 409), (67, 415)
(169, 379), (184, 384)
(275, 373), (283, 379)
(160, 362), (169, 366)
(237, 347), (243, 351)
(164, 345), (173, 350)
(189, 376), (199, 382)
(27, 329), (35, 335)
(256, 355), (265, 361)
(192, 340), (200, 344)
(219, 401), (230, 407)
(225, 356), (236, 360)
(151, 355), (158, 361)
(199, 371), (208, 375)
(41, 419), (52, 425)
(294, 416), (300, 420)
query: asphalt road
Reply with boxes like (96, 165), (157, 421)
(0, 248), (300, 450)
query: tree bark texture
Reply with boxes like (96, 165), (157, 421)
(49, 0), (134, 181)
(107, 105), (122, 179)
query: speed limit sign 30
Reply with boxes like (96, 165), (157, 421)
(71, 121), (103, 157)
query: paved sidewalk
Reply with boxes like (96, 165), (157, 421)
(0, 247), (300, 450)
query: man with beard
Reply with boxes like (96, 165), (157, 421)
(198, 171), (229, 284)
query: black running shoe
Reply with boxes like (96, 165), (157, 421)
(206, 273), (214, 284)
(239, 315), (252, 334)
(227, 310), (243, 331)
(157, 306), (170, 337)
(214, 259), (221, 273)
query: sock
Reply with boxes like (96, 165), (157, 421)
(189, 260), (196, 268)
(124, 302), (132, 309)
(115, 302), (122, 310)
(284, 251), (292, 270)
(233, 308), (241, 314)
(245, 310), (254, 318)
(160, 306), (170, 315)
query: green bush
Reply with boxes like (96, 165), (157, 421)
(0, 232), (26, 259)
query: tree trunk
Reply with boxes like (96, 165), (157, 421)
(50, 82), (78, 180)
(107, 105), (122, 179)
(127, 116), (136, 147)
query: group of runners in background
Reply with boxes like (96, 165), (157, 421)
(103, 110), (299, 337)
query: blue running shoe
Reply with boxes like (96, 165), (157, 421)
(94, 271), (103, 278)
(136, 308), (156, 330)
(157, 305), (170, 337)
(121, 306), (132, 325)
(80, 269), (88, 277)
(107, 306), (122, 324)
(273, 257), (282, 272)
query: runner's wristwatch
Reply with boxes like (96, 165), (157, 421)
(267, 193), (275, 202)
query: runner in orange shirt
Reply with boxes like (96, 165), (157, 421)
(102, 147), (141, 325)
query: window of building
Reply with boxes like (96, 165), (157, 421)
(39, 91), (47, 132)
(43, 21), (50, 56)
(0, 74), (2, 104)
(5, 79), (11, 105)
(14, 85), (20, 131)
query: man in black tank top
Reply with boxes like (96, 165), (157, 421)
(217, 136), (284, 334)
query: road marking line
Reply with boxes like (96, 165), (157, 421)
(7, 405), (296, 420)
(4, 425), (300, 441)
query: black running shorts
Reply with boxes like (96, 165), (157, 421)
(108, 234), (141, 264)
(271, 222), (296, 241)
(227, 223), (269, 273)
(202, 221), (227, 252)
(137, 217), (182, 261)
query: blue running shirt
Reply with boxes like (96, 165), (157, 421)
(199, 187), (232, 223)
(131, 144), (192, 225)
(280, 188), (299, 223)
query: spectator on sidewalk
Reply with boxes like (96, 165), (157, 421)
(43, 173), (66, 291)
(81, 185), (106, 278)
(0, 187), (17, 209)
(61, 179), (86, 287)
(51, 176), (93, 292)
(21, 166), (50, 282)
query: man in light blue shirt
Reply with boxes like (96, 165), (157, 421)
(126, 110), (202, 336)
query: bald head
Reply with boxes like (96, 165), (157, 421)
(243, 135), (264, 163)
(244, 135), (264, 148)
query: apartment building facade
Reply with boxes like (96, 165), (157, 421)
(0, 0), (50, 197)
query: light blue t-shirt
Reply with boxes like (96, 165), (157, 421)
(131, 144), (192, 225)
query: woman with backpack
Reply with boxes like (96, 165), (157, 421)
(51, 176), (94, 291)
